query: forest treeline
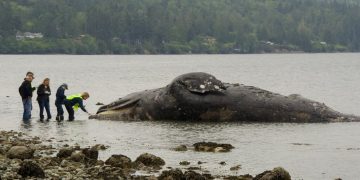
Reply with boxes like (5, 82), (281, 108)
(0, 0), (360, 54)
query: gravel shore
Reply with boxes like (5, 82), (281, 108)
(0, 130), (291, 180)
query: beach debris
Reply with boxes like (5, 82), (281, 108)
(194, 142), (234, 152)
(173, 145), (188, 151)
(179, 161), (190, 166)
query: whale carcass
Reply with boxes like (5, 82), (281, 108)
(90, 72), (359, 122)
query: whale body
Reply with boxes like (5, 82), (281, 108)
(90, 72), (359, 122)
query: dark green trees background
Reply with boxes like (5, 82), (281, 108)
(0, 0), (360, 54)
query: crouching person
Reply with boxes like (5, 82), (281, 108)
(64, 92), (90, 121)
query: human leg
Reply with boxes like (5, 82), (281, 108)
(45, 100), (51, 120)
(38, 100), (44, 120)
(64, 102), (74, 121)
(22, 98), (32, 120)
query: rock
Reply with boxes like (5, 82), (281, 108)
(193, 142), (234, 152)
(7, 146), (34, 159)
(179, 161), (190, 166)
(96, 166), (126, 179)
(74, 144), (81, 150)
(230, 165), (241, 171)
(224, 174), (253, 180)
(254, 167), (291, 180)
(96, 102), (105, 106)
(184, 171), (207, 180)
(187, 166), (201, 171)
(291, 143), (312, 146)
(0, 137), (6, 143)
(17, 160), (45, 178)
(96, 160), (105, 166)
(158, 169), (184, 180)
(135, 153), (165, 167)
(60, 159), (70, 167)
(219, 161), (226, 165)
(173, 145), (187, 151)
(131, 175), (157, 180)
(159, 169), (208, 180)
(0, 147), (6, 155)
(82, 148), (99, 160)
(57, 148), (74, 158)
(105, 154), (132, 168)
(41, 157), (61, 166)
(92, 144), (108, 151)
(70, 151), (86, 162)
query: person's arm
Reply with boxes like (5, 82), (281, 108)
(37, 85), (45, 96)
(78, 99), (87, 112)
(45, 87), (51, 96)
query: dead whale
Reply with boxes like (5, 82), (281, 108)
(89, 72), (359, 122)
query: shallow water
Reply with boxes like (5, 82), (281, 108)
(1, 54), (360, 179)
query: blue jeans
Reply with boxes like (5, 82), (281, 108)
(22, 98), (32, 120)
(55, 101), (64, 117)
(38, 99), (51, 120)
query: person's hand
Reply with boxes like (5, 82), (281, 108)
(32, 87), (36, 91)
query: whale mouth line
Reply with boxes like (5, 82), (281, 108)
(96, 97), (140, 114)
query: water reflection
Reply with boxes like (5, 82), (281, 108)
(20, 119), (32, 130)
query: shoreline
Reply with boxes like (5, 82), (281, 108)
(0, 130), (292, 179)
(1, 52), (359, 56)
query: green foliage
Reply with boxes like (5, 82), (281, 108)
(0, 0), (360, 54)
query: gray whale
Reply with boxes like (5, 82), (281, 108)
(90, 72), (359, 122)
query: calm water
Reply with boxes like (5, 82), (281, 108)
(1, 54), (360, 179)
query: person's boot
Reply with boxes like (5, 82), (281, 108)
(40, 115), (44, 122)
(60, 115), (64, 121)
(56, 115), (60, 121)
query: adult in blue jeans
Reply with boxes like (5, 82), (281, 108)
(19, 72), (36, 120)
(37, 78), (52, 121)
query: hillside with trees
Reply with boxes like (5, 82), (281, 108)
(0, 0), (360, 54)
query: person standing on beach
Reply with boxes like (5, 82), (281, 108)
(19, 72), (36, 120)
(55, 83), (68, 121)
(37, 78), (52, 121)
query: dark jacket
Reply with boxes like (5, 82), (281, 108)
(55, 86), (66, 104)
(65, 97), (87, 112)
(19, 79), (35, 99)
(37, 84), (51, 101)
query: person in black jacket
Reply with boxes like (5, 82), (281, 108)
(37, 78), (51, 121)
(55, 83), (68, 121)
(19, 72), (36, 120)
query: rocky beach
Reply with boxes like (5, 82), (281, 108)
(0, 130), (292, 180)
